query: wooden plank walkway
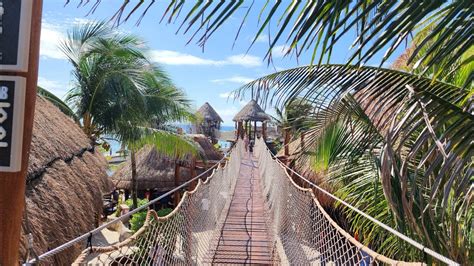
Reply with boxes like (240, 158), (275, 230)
(209, 152), (274, 265)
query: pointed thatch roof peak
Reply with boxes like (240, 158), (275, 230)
(197, 102), (223, 123)
(233, 99), (271, 122)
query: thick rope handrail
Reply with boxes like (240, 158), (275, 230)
(260, 138), (459, 265)
(29, 154), (228, 263)
(72, 159), (229, 264)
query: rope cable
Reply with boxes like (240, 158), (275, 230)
(28, 139), (458, 265)
(29, 152), (229, 264)
(261, 138), (459, 266)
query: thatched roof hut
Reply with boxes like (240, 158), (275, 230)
(196, 102), (223, 143)
(112, 134), (222, 191)
(197, 102), (223, 123)
(233, 100), (271, 122)
(19, 96), (112, 264)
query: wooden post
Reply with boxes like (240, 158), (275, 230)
(130, 150), (138, 209)
(254, 120), (257, 140)
(0, 1), (42, 264)
(240, 122), (244, 139)
(262, 122), (267, 140)
(284, 129), (290, 157)
(234, 121), (240, 139)
(174, 160), (181, 207)
(190, 157), (197, 190)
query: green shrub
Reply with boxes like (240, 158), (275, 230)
(125, 199), (149, 232)
(157, 208), (173, 217)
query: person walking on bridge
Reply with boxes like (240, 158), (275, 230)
(244, 134), (249, 152)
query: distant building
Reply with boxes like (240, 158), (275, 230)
(195, 102), (223, 143)
(233, 100), (271, 140)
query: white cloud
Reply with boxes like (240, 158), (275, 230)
(40, 18), (97, 60)
(218, 93), (248, 108)
(255, 34), (269, 43)
(271, 45), (289, 58)
(37, 77), (70, 99)
(219, 92), (234, 98)
(225, 54), (262, 67)
(40, 23), (67, 60)
(150, 50), (262, 68)
(212, 75), (254, 84)
(216, 106), (240, 124)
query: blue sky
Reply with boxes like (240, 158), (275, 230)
(38, 1), (405, 126)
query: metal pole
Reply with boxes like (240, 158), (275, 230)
(0, 1), (42, 264)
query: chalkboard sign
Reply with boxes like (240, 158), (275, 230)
(0, 0), (33, 72)
(0, 76), (25, 172)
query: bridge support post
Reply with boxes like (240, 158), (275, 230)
(174, 161), (181, 207)
(0, 1), (42, 264)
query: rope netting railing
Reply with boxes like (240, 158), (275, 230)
(30, 138), (459, 265)
(31, 141), (244, 265)
(254, 137), (458, 266)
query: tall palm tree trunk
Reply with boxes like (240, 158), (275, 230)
(131, 149), (138, 209)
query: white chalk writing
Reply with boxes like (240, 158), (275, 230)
(0, 1), (4, 35)
(0, 85), (10, 147)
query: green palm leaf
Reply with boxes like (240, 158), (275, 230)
(71, 1), (473, 75)
(37, 86), (78, 121)
(233, 64), (473, 263)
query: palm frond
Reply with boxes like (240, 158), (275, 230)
(71, 1), (473, 74)
(234, 64), (473, 263)
(37, 86), (78, 121)
(117, 126), (200, 160)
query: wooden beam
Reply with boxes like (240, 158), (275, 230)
(173, 160), (181, 206)
(190, 157), (197, 190)
(0, 1), (42, 264)
(254, 120), (257, 140)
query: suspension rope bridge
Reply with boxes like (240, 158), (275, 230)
(30, 139), (458, 265)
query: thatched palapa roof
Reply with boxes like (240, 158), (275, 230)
(197, 102), (223, 123)
(233, 100), (271, 122)
(112, 134), (222, 191)
(20, 96), (112, 265)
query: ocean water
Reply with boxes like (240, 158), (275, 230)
(105, 124), (235, 156)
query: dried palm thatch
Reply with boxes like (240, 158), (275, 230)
(19, 96), (112, 265)
(112, 134), (222, 191)
(233, 100), (271, 122)
(197, 102), (223, 123)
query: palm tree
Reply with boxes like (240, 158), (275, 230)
(61, 22), (198, 209)
(235, 65), (473, 263)
(273, 98), (313, 156)
(272, 107), (292, 156)
(70, 1), (473, 261)
(74, 1), (472, 84)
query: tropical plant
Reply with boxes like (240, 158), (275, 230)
(61, 21), (199, 209)
(37, 86), (77, 121)
(392, 26), (473, 106)
(273, 98), (314, 155)
(73, 1), (472, 84)
(272, 106), (292, 156)
(125, 198), (149, 232)
(235, 65), (473, 263)
(68, 1), (473, 262)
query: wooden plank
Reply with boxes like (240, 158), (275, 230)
(209, 152), (273, 265)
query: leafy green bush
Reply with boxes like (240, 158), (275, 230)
(157, 208), (173, 217)
(125, 199), (175, 232)
(125, 199), (149, 232)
